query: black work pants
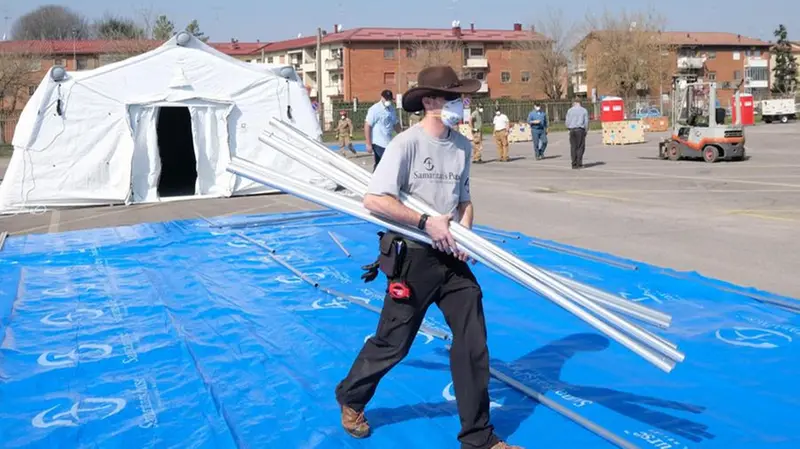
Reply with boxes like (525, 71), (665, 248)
(569, 128), (586, 168)
(335, 239), (498, 449)
(372, 144), (386, 169)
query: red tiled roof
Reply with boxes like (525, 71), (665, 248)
(263, 26), (545, 52)
(209, 41), (269, 55)
(0, 39), (163, 55)
(661, 31), (771, 47)
(0, 39), (269, 56)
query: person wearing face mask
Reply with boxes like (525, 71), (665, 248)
(335, 66), (523, 449)
(336, 110), (356, 156)
(492, 109), (511, 162)
(527, 103), (548, 160)
(364, 89), (401, 169)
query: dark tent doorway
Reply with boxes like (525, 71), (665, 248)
(156, 106), (198, 197)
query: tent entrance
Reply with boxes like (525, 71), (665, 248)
(155, 106), (197, 197)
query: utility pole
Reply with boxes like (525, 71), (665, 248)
(316, 27), (324, 130)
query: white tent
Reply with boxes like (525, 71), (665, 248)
(0, 32), (329, 212)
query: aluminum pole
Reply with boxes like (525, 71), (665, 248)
(263, 119), (670, 329)
(227, 158), (677, 372)
(258, 130), (681, 360)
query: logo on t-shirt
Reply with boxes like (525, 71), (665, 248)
(423, 157), (434, 171)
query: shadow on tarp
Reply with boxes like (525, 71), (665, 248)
(370, 333), (713, 444)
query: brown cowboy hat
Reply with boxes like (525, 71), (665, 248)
(402, 66), (481, 112)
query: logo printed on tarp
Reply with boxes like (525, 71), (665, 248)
(311, 297), (349, 309)
(442, 382), (504, 409)
(41, 308), (104, 326)
(32, 397), (126, 429)
(715, 327), (793, 349)
(37, 343), (113, 368)
(623, 429), (688, 449)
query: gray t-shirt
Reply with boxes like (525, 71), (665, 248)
(367, 124), (471, 218)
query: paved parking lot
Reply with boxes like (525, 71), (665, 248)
(1, 123), (799, 297)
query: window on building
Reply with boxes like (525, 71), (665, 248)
(406, 47), (415, 58)
(384, 48), (395, 59)
(468, 47), (484, 57)
(733, 70), (742, 80)
(521, 71), (531, 83)
(267, 56), (274, 63)
(279, 55), (285, 63)
(54, 58), (64, 66)
(29, 86), (36, 96)
(501, 71), (511, 83)
(384, 71), (396, 85)
(732, 52), (741, 61)
(707, 72), (716, 81)
(706, 51), (716, 59)
(406, 72), (417, 87)
(752, 49), (761, 57)
(76, 56), (89, 70)
(746, 67), (769, 81)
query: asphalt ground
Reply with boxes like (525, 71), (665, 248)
(1, 122), (798, 298)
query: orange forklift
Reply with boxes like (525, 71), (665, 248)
(658, 75), (746, 163)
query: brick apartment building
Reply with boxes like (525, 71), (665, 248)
(571, 31), (773, 107)
(260, 23), (549, 110)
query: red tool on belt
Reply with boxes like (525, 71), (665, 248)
(388, 281), (411, 300)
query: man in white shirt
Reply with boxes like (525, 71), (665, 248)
(492, 109), (511, 162)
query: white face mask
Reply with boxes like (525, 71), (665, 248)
(440, 98), (464, 128)
(534, 106), (541, 111)
(478, 108), (483, 113)
(495, 111), (501, 116)
(383, 100), (392, 107)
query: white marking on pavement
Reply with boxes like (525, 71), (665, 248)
(48, 210), (60, 233)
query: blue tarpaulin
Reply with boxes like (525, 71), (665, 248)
(1, 210), (798, 448)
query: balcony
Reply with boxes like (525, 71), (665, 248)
(308, 87), (318, 97)
(301, 61), (316, 72)
(463, 57), (489, 69)
(575, 83), (588, 93)
(745, 57), (768, 68)
(476, 81), (489, 93)
(677, 56), (705, 70)
(324, 58), (342, 70)
(572, 62), (587, 73)
(745, 79), (769, 89)
(325, 83), (344, 96)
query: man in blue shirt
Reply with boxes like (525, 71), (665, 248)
(526, 103), (548, 160)
(564, 100), (590, 169)
(364, 89), (401, 169)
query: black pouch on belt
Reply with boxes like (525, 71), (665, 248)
(360, 231), (406, 283)
(379, 232), (406, 279)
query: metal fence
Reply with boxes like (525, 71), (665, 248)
(330, 97), (669, 128)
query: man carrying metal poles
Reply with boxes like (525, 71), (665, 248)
(334, 66), (523, 449)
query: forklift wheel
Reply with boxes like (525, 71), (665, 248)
(703, 145), (719, 163)
(668, 143), (680, 161)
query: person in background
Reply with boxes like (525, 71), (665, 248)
(470, 104), (484, 163)
(365, 89), (401, 169)
(408, 110), (422, 126)
(492, 109), (511, 162)
(336, 110), (356, 156)
(565, 100), (589, 169)
(527, 103), (548, 160)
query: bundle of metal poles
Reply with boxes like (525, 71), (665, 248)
(226, 117), (684, 374)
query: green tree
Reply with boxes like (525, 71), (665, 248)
(152, 15), (175, 40)
(93, 15), (145, 40)
(771, 24), (798, 95)
(185, 20), (208, 42)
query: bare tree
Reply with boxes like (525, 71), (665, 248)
(407, 39), (465, 80)
(11, 5), (90, 40)
(579, 8), (675, 98)
(0, 45), (49, 142)
(134, 6), (156, 39)
(516, 9), (575, 99)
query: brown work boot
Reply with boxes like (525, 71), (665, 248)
(491, 441), (524, 449)
(340, 405), (370, 438)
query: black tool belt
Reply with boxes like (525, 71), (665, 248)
(360, 231), (410, 284)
